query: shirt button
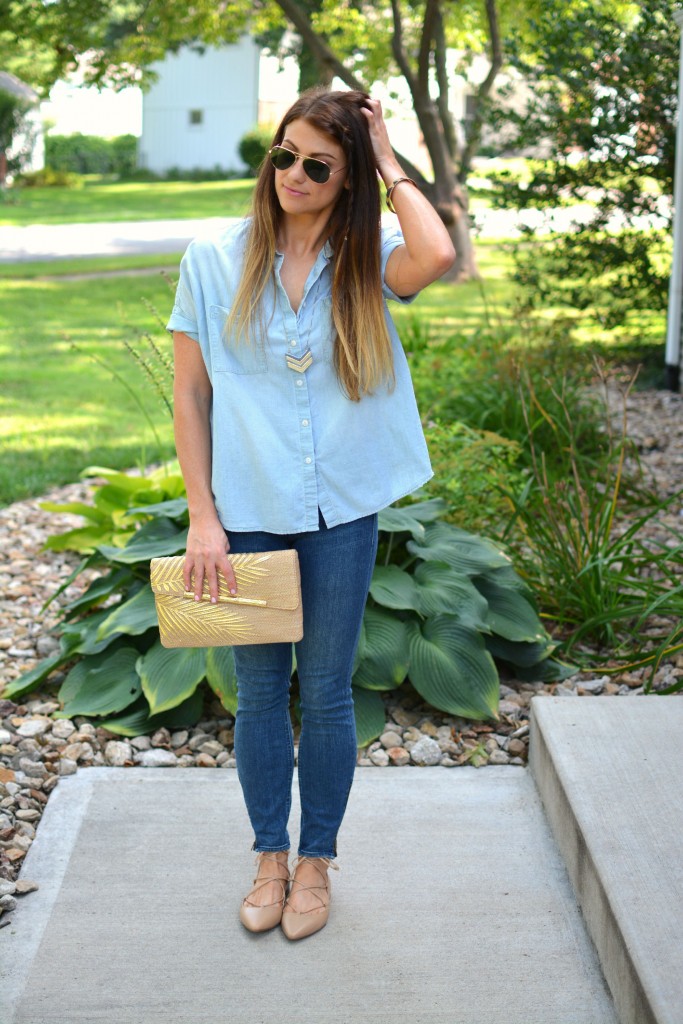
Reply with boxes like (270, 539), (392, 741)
(296, 379), (303, 387)
(305, 457), (312, 464)
(290, 340), (297, 348)
(302, 419), (309, 426)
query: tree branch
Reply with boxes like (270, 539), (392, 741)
(461, 0), (503, 176)
(433, 3), (458, 162)
(273, 0), (367, 92)
(390, 0), (418, 95)
(417, 0), (439, 97)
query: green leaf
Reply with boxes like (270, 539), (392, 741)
(58, 647), (142, 717)
(352, 686), (386, 747)
(407, 521), (512, 575)
(378, 508), (427, 541)
(97, 517), (187, 564)
(369, 565), (420, 610)
(406, 615), (499, 719)
(485, 634), (556, 667)
(480, 563), (533, 595)
(98, 688), (205, 737)
(124, 498), (189, 520)
(1, 647), (69, 699)
(414, 562), (490, 628)
(37, 500), (109, 524)
(509, 658), (578, 683)
(377, 499), (449, 539)
(205, 646), (238, 715)
(96, 584), (158, 641)
(352, 607), (409, 690)
(62, 606), (128, 655)
(63, 567), (136, 617)
(81, 466), (163, 494)
(137, 641), (207, 715)
(40, 554), (95, 614)
(43, 525), (114, 553)
(474, 576), (549, 643)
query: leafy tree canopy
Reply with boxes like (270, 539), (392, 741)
(488, 0), (677, 328)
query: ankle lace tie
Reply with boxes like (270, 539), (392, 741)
(284, 856), (339, 914)
(242, 851), (290, 909)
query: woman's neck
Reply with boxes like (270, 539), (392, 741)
(277, 213), (330, 258)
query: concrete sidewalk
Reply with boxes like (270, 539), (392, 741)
(1, 765), (617, 1024)
(0, 204), (653, 263)
(0, 218), (237, 262)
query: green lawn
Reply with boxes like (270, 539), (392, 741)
(0, 253), (184, 279)
(0, 178), (501, 227)
(0, 236), (664, 509)
(0, 268), (178, 505)
(0, 242), (518, 507)
(0, 179), (256, 226)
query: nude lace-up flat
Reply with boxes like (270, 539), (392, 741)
(239, 851), (290, 933)
(281, 855), (339, 941)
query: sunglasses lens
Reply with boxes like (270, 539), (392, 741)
(303, 159), (330, 184)
(270, 147), (296, 171)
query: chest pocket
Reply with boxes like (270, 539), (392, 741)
(209, 305), (268, 375)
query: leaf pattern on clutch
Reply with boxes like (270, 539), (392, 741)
(156, 595), (254, 644)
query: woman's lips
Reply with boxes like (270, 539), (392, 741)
(282, 184), (307, 196)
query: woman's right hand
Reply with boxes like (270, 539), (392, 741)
(183, 513), (238, 604)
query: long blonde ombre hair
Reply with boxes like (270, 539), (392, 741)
(226, 89), (395, 402)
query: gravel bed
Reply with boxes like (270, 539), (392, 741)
(1, 385), (682, 928)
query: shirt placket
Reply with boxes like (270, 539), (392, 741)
(275, 252), (328, 531)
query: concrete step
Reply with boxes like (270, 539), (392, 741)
(530, 695), (683, 1024)
(1, 765), (617, 1024)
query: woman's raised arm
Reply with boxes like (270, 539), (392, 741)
(360, 97), (456, 297)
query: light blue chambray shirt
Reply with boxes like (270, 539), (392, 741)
(167, 218), (433, 534)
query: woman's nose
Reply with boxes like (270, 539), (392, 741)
(288, 156), (307, 182)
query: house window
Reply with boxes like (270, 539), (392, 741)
(189, 109), (204, 127)
(464, 94), (477, 124)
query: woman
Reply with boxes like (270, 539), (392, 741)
(168, 88), (455, 941)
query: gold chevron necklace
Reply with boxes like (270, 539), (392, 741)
(277, 280), (315, 375)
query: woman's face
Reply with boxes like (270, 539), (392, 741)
(273, 118), (348, 218)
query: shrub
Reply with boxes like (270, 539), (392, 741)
(238, 125), (274, 176)
(163, 164), (239, 181)
(45, 133), (138, 176)
(501, 363), (683, 684)
(14, 167), (83, 188)
(423, 419), (523, 533)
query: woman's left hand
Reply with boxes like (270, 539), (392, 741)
(360, 97), (402, 182)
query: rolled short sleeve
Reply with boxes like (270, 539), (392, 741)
(380, 223), (419, 305)
(166, 250), (200, 342)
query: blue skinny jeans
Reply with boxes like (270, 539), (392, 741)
(227, 508), (379, 859)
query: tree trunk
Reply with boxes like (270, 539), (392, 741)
(0, 151), (7, 190)
(297, 43), (334, 92)
(425, 178), (478, 281)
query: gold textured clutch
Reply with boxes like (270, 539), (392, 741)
(150, 550), (303, 648)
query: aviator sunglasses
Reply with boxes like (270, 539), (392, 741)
(269, 145), (346, 185)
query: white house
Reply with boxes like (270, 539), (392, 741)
(138, 38), (261, 174)
(0, 71), (44, 175)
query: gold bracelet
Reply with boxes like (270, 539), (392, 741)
(385, 176), (417, 213)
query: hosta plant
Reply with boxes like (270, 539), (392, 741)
(4, 468), (571, 747)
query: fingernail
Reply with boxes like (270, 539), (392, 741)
(230, 588), (237, 595)
(211, 597), (217, 604)
(195, 595), (200, 601)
